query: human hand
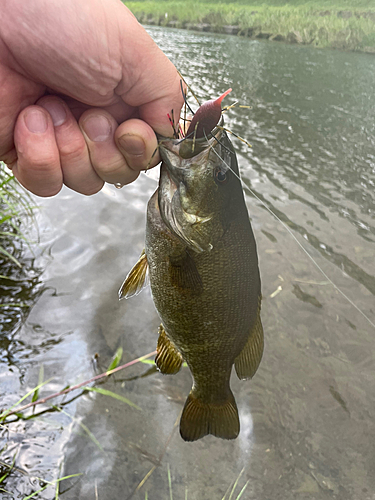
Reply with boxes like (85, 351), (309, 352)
(0, 0), (183, 196)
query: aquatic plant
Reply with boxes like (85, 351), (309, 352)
(0, 163), (42, 337)
(0, 349), (154, 497)
(0, 460), (82, 500)
(0, 163), (35, 266)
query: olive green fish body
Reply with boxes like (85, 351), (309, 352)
(147, 132), (262, 440)
(147, 192), (259, 368)
(120, 130), (263, 441)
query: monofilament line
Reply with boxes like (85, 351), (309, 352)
(210, 145), (375, 330)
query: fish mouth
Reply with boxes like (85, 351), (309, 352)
(157, 121), (226, 253)
(158, 161), (177, 224)
(158, 156), (214, 253)
(157, 116), (224, 161)
(164, 167), (178, 204)
(158, 144), (184, 190)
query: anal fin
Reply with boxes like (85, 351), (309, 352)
(119, 250), (148, 299)
(235, 297), (264, 380)
(155, 324), (183, 375)
(180, 390), (239, 442)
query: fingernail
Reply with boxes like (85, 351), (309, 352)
(24, 109), (48, 134)
(42, 101), (66, 126)
(83, 115), (111, 142)
(118, 134), (146, 156)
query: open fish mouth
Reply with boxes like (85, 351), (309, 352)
(157, 116), (224, 160)
(156, 120), (231, 253)
(159, 162), (213, 253)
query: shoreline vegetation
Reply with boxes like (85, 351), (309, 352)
(0, 164), (42, 328)
(125, 1), (375, 53)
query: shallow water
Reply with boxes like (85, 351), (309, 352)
(1, 28), (375, 499)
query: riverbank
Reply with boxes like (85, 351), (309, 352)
(125, 1), (375, 52)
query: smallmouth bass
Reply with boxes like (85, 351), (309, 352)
(120, 123), (263, 442)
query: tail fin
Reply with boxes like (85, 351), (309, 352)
(180, 390), (239, 442)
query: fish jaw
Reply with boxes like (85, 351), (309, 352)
(158, 145), (216, 253)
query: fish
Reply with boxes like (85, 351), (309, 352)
(119, 96), (263, 442)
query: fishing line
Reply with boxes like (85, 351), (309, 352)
(177, 72), (201, 107)
(174, 77), (374, 328)
(210, 138), (375, 330)
(180, 79), (195, 116)
(205, 130), (233, 156)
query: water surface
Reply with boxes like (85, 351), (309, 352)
(1, 28), (374, 499)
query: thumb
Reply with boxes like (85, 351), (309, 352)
(117, 25), (184, 137)
(138, 70), (184, 138)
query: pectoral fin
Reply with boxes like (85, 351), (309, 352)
(235, 298), (264, 380)
(169, 251), (203, 293)
(118, 250), (148, 300)
(155, 324), (183, 375)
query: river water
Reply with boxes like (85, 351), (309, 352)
(1, 27), (374, 500)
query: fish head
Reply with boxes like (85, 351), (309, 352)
(158, 128), (242, 253)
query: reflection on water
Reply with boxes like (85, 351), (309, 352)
(1, 28), (375, 499)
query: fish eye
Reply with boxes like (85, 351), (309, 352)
(214, 167), (227, 183)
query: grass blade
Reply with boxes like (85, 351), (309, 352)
(228, 468), (245, 500)
(0, 453), (17, 484)
(107, 347), (123, 371)
(0, 487), (12, 494)
(32, 365), (44, 403)
(0, 378), (53, 422)
(0, 303), (29, 308)
(235, 480), (249, 500)
(168, 463), (173, 500)
(0, 274), (26, 281)
(23, 485), (48, 499)
(139, 358), (188, 368)
(22, 473), (83, 500)
(54, 406), (105, 453)
(0, 246), (21, 267)
(84, 386), (141, 411)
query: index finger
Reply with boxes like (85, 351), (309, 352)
(116, 31), (184, 137)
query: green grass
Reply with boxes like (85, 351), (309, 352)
(0, 163), (36, 267)
(0, 163), (42, 331)
(128, 0), (373, 6)
(125, 0), (375, 51)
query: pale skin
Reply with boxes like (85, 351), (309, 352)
(0, 0), (184, 197)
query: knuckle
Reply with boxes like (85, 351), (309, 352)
(0, 149), (18, 166)
(22, 154), (58, 173)
(94, 155), (126, 176)
(19, 136), (59, 172)
(59, 136), (87, 162)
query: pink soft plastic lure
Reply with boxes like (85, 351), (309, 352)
(186, 88), (232, 139)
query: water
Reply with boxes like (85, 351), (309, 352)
(1, 28), (374, 499)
